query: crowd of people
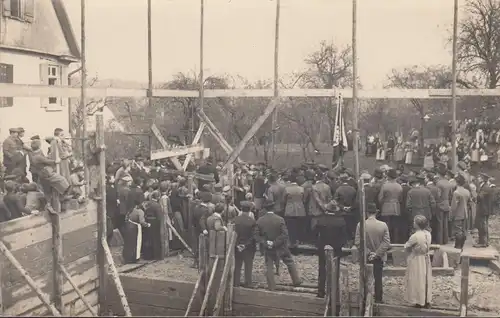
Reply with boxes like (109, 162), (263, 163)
(1, 125), (499, 311)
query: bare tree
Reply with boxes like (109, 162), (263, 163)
(457, 0), (500, 88)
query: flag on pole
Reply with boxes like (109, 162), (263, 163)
(332, 94), (348, 168)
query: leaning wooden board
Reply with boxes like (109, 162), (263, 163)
(0, 201), (99, 316)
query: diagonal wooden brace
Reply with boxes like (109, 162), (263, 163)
(150, 124), (183, 170)
(222, 98), (280, 170)
(181, 122), (206, 171)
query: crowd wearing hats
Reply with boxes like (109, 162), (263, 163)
(1, 127), (94, 222)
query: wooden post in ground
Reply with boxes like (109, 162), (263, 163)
(224, 223), (235, 316)
(198, 233), (208, 294)
(214, 225), (237, 316)
(49, 138), (64, 315)
(206, 230), (226, 315)
(324, 246), (333, 317)
(460, 256), (470, 317)
(364, 264), (374, 317)
(187, 175), (195, 249)
(0, 259), (3, 315)
(331, 254), (340, 317)
(96, 114), (108, 315)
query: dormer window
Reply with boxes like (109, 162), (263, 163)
(3, 0), (34, 23)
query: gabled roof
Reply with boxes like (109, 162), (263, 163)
(51, 0), (81, 59)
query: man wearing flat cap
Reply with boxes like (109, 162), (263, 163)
(2, 128), (25, 176)
(406, 174), (436, 222)
(334, 172), (357, 242)
(233, 200), (257, 288)
(255, 198), (302, 290)
(475, 172), (494, 247)
(378, 169), (403, 243)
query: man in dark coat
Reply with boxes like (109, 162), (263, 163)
(315, 200), (347, 300)
(197, 158), (219, 190)
(254, 199), (302, 291)
(3, 180), (31, 219)
(378, 169), (403, 243)
(233, 201), (256, 287)
(192, 192), (212, 267)
(433, 165), (453, 245)
(475, 173), (494, 247)
(371, 168), (385, 210)
(143, 191), (164, 260)
(398, 175), (412, 242)
(2, 128), (25, 175)
(406, 175), (436, 221)
(265, 173), (286, 217)
(334, 173), (357, 242)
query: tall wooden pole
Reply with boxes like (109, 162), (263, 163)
(352, 0), (365, 312)
(451, 0), (459, 173)
(271, 0), (281, 165)
(147, 0), (153, 110)
(96, 114), (108, 315)
(81, 0), (89, 196)
(196, 0), (205, 147)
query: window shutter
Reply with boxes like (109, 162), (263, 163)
(40, 63), (48, 108)
(2, 0), (11, 17)
(24, 0), (34, 22)
(6, 64), (13, 106)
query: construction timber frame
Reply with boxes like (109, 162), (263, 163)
(0, 0), (485, 316)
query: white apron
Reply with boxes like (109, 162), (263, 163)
(129, 220), (142, 260)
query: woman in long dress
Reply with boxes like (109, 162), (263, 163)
(122, 191), (150, 264)
(404, 215), (432, 308)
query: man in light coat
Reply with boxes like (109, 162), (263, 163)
(450, 174), (470, 249)
(283, 175), (306, 248)
(434, 165), (453, 244)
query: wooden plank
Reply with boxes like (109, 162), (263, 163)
(77, 304), (99, 317)
(6, 257), (98, 316)
(96, 114), (107, 316)
(70, 289), (99, 316)
(233, 303), (321, 316)
(223, 98), (280, 170)
(150, 124), (183, 170)
(0, 200), (96, 237)
(339, 265), (349, 316)
(117, 275), (197, 299)
(233, 287), (323, 315)
(150, 145), (204, 161)
(364, 264), (374, 317)
(461, 245), (498, 260)
(59, 264), (97, 316)
(1, 207), (97, 252)
(375, 303), (459, 317)
(103, 239), (131, 316)
(324, 247), (333, 316)
(2, 83), (500, 98)
(109, 288), (201, 312)
(182, 122), (206, 171)
(213, 231), (237, 315)
(196, 110), (233, 154)
(1, 224), (97, 286)
(51, 213), (64, 314)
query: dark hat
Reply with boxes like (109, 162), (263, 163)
(262, 199), (275, 209)
(455, 174), (466, 185)
(398, 174), (409, 184)
(8, 128), (19, 133)
(387, 169), (398, 179)
(4, 180), (17, 191)
(30, 135), (40, 140)
(72, 165), (84, 173)
(317, 164), (328, 171)
(408, 176), (418, 185)
(3, 174), (18, 181)
(445, 170), (455, 178)
(214, 203), (225, 213)
(416, 174), (426, 181)
(366, 203), (378, 214)
(326, 170), (336, 179)
(436, 163), (447, 175)
(479, 172), (492, 180)
(200, 191), (212, 203)
(373, 168), (383, 179)
(426, 172), (436, 180)
(17, 127), (25, 133)
(240, 200), (252, 211)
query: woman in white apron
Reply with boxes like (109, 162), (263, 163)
(394, 138), (405, 163)
(470, 140), (480, 163)
(405, 143), (413, 165)
(404, 215), (432, 308)
(122, 193), (151, 264)
(376, 139), (385, 161)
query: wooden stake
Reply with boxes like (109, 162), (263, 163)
(96, 114), (108, 315)
(59, 264), (97, 316)
(213, 231), (237, 316)
(225, 224), (235, 315)
(324, 246), (333, 317)
(460, 256), (470, 317)
(222, 98), (280, 170)
(0, 241), (61, 316)
(182, 122), (206, 171)
(102, 238), (132, 316)
(150, 124), (184, 170)
(331, 255), (339, 317)
(49, 138), (64, 315)
(185, 272), (203, 317)
(199, 257), (219, 316)
(166, 221), (194, 255)
(196, 110), (233, 155)
(364, 264), (374, 316)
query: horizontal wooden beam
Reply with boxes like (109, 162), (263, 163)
(2, 83), (500, 99)
(150, 144), (204, 161)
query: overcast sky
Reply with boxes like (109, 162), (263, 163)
(64, 0), (459, 88)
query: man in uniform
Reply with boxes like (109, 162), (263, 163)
(255, 199), (302, 291)
(315, 200), (347, 301)
(233, 201), (256, 287)
(475, 172), (494, 248)
(398, 174), (412, 242)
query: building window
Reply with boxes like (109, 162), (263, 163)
(48, 66), (59, 105)
(0, 63), (13, 108)
(3, 0), (34, 22)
